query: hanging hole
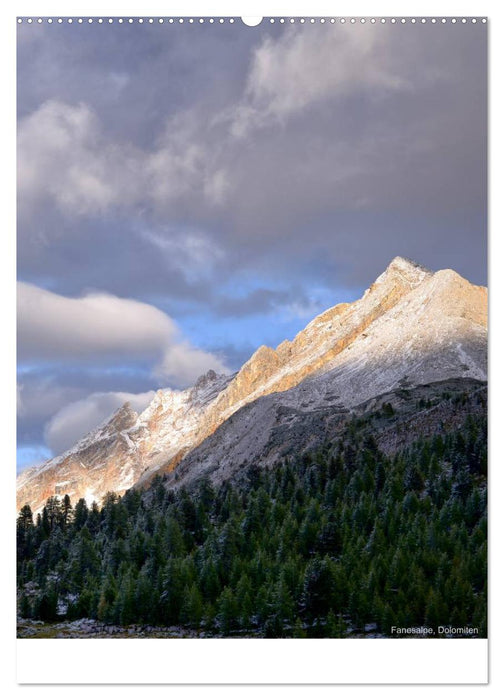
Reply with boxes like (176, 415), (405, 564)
(241, 17), (262, 27)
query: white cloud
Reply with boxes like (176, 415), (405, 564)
(17, 282), (228, 385)
(143, 110), (230, 210)
(44, 390), (155, 455)
(18, 100), (225, 222)
(18, 281), (176, 361)
(17, 29), (408, 224)
(144, 112), (206, 204)
(139, 227), (225, 282)
(154, 343), (227, 386)
(230, 24), (407, 137)
(18, 100), (140, 220)
(17, 378), (84, 422)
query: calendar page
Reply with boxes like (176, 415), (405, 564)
(15, 5), (488, 685)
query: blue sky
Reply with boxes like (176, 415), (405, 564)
(17, 19), (487, 471)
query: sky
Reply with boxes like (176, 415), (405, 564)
(16, 18), (487, 472)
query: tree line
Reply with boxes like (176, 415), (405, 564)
(17, 411), (487, 637)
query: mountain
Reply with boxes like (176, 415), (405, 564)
(16, 257), (487, 514)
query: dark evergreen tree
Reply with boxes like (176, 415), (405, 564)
(16, 399), (487, 638)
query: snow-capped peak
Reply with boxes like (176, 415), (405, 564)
(17, 258), (487, 514)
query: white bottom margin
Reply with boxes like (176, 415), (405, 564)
(17, 638), (488, 684)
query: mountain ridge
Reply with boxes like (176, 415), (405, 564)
(17, 257), (487, 514)
(164, 377), (486, 493)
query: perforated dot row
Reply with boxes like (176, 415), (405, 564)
(17, 17), (238, 24)
(17, 17), (488, 25)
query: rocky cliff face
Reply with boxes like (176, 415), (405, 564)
(17, 257), (488, 513)
(16, 403), (141, 515)
(167, 378), (487, 491)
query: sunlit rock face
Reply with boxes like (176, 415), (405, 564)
(17, 257), (487, 513)
(16, 403), (141, 515)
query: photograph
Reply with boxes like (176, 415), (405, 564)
(16, 15), (487, 645)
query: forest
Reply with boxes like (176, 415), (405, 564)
(17, 408), (487, 638)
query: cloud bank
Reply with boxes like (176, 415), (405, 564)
(230, 23), (407, 136)
(17, 26), (408, 221)
(18, 282), (228, 385)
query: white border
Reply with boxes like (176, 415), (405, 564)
(3, 0), (500, 690)
(17, 639), (488, 684)
(3, 1), (497, 18)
